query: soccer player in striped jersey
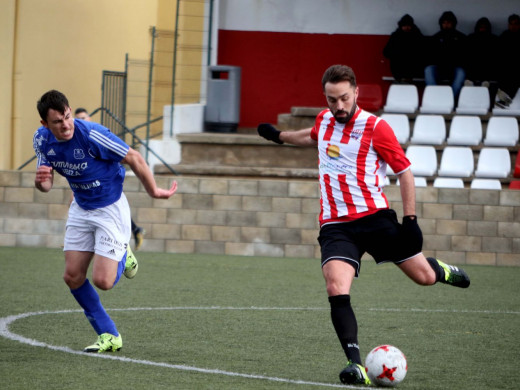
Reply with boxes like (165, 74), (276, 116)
(33, 90), (177, 353)
(258, 65), (470, 386)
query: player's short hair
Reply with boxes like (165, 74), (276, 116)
(321, 65), (357, 90)
(37, 90), (69, 121)
(74, 107), (88, 116)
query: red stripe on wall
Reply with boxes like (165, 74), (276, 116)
(218, 30), (391, 127)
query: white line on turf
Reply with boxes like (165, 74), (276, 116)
(0, 308), (359, 389)
(1, 306), (518, 388)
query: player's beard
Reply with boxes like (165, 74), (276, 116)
(334, 101), (357, 124)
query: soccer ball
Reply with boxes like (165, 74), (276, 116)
(365, 345), (407, 387)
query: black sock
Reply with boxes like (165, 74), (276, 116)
(426, 257), (445, 283)
(328, 294), (362, 365)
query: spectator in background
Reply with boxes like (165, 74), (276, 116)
(465, 17), (498, 87)
(383, 14), (425, 83)
(424, 11), (466, 99)
(74, 107), (146, 250)
(495, 14), (520, 109)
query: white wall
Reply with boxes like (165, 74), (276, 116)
(219, 0), (519, 35)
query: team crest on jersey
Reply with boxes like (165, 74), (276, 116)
(73, 149), (85, 159)
(350, 127), (364, 141)
(326, 144), (340, 159)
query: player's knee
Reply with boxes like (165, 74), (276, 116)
(326, 279), (349, 296)
(413, 270), (436, 286)
(63, 272), (85, 290)
(92, 275), (115, 291)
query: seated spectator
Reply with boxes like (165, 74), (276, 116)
(424, 11), (466, 98)
(465, 17), (498, 87)
(383, 14), (425, 83)
(495, 14), (520, 108)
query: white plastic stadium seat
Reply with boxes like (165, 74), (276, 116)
(474, 148), (511, 178)
(483, 116), (519, 147)
(414, 177), (428, 187)
(446, 116), (482, 146)
(433, 177), (465, 188)
(420, 85), (454, 114)
(437, 147), (474, 177)
(410, 115), (446, 145)
(383, 84), (419, 114)
(470, 179), (502, 190)
(381, 113), (410, 144)
(396, 176), (428, 187)
(455, 86), (490, 115)
(405, 145), (438, 177)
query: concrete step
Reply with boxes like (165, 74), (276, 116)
(154, 132), (317, 177)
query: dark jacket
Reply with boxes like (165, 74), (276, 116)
(383, 24), (425, 79)
(465, 23), (498, 82)
(425, 28), (466, 77)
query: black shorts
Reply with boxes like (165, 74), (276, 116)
(318, 209), (422, 276)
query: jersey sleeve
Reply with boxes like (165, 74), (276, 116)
(372, 118), (411, 174)
(85, 122), (130, 162)
(32, 128), (50, 168)
(310, 109), (329, 141)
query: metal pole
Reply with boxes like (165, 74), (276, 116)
(207, 0), (213, 66)
(146, 26), (157, 162)
(101, 72), (106, 126)
(169, 1), (181, 138)
(123, 53), (128, 145)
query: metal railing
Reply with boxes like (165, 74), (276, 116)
(20, 1), (214, 174)
(18, 108), (178, 175)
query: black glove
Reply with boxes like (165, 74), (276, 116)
(257, 123), (283, 144)
(401, 215), (423, 254)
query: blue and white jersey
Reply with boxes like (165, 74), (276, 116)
(33, 119), (129, 210)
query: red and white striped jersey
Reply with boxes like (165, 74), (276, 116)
(310, 107), (410, 226)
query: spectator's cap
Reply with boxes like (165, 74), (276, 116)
(398, 14), (414, 28)
(475, 17), (491, 33)
(439, 11), (457, 27)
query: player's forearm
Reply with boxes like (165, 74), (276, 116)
(129, 158), (160, 197)
(280, 128), (316, 146)
(397, 169), (416, 216)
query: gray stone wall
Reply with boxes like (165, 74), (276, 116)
(1, 170), (519, 266)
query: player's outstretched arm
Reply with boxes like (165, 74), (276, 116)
(257, 123), (316, 147)
(397, 168), (416, 217)
(122, 148), (178, 199)
(35, 165), (54, 192)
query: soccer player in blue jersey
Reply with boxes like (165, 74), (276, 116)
(33, 90), (178, 353)
(74, 107), (146, 250)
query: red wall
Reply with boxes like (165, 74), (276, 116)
(218, 30), (391, 127)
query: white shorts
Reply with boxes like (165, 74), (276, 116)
(63, 193), (131, 262)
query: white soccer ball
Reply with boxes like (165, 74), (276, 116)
(365, 345), (407, 387)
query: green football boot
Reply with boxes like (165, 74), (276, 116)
(124, 245), (138, 279)
(339, 361), (371, 385)
(436, 259), (470, 288)
(84, 333), (122, 353)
